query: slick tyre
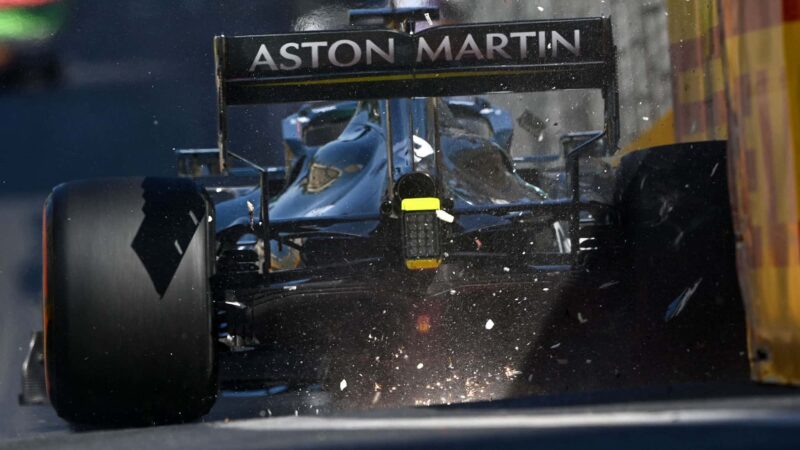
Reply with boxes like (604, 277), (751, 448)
(43, 177), (217, 425)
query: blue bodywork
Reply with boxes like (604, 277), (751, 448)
(213, 96), (562, 273)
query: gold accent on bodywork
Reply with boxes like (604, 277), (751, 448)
(401, 197), (440, 211)
(405, 258), (442, 270)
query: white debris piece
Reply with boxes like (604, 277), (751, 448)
(537, 6), (544, 12)
(503, 266), (510, 273)
(485, 319), (495, 330)
(436, 209), (455, 223)
(246, 200), (255, 213)
(550, 342), (561, 349)
(642, 116), (650, 121)
(424, 12), (434, 25)
(417, 363), (424, 369)
(598, 280), (619, 290)
(665, 278), (703, 322)
(340, 379), (348, 391)
(208, 215), (214, 223)
(577, 312), (588, 324)
(284, 285), (297, 291)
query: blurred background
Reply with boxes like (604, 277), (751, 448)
(2, 0), (737, 442)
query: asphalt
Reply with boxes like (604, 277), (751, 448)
(0, 195), (64, 440)
(5, 393), (800, 449)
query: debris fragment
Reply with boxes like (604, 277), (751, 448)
(485, 319), (495, 330)
(577, 312), (588, 324)
(246, 200), (256, 229)
(673, 231), (684, 246)
(664, 278), (703, 322)
(417, 362), (424, 369)
(503, 266), (510, 273)
(339, 379), (347, 391)
(284, 285), (297, 291)
(436, 209), (455, 223)
(424, 11), (434, 25)
(550, 342), (561, 349)
(537, 6), (544, 11)
(710, 162), (720, 177)
(598, 280), (619, 289)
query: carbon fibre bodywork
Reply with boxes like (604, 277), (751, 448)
(201, 13), (621, 389)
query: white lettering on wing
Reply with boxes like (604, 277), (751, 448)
(279, 43), (302, 70)
(249, 44), (278, 72)
(366, 38), (395, 64)
(417, 36), (453, 62)
(455, 33), (485, 60)
(485, 33), (511, 60)
(552, 30), (580, 57)
(329, 40), (362, 67)
(509, 32), (536, 58)
(301, 41), (328, 68)
(248, 28), (584, 73)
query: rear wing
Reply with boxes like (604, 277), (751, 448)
(214, 17), (618, 170)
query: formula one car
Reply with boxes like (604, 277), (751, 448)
(24, 7), (620, 424)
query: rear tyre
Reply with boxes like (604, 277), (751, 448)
(43, 177), (217, 425)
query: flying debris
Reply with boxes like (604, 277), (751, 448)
(664, 278), (704, 322)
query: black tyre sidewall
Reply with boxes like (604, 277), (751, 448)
(44, 177), (217, 425)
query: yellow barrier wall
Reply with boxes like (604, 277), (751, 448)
(663, 0), (800, 384)
(668, 0), (728, 142)
(722, 0), (800, 384)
